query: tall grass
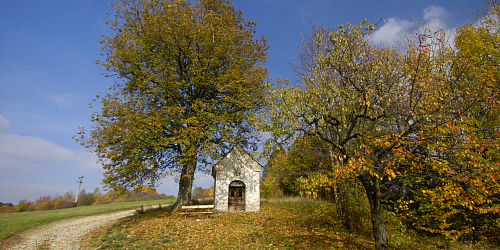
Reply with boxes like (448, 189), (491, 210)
(261, 196), (313, 204)
(0, 198), (175, 243)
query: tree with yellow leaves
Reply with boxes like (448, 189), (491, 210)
(76, 0), (268, 209)
(260, 14), (500, 248)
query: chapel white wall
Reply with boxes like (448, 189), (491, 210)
(213, 145), (261, 212)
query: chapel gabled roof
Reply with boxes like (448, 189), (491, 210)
(211, 144), (263, 178)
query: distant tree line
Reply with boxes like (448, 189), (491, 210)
(0, 186), (175, 214)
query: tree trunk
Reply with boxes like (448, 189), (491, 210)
(173, 159), (196, 209)
(328, 146), (339, 204)
(358, 173), (389, 250)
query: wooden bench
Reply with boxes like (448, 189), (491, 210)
(179, 205), (214, 220)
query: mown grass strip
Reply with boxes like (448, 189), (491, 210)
(0, 198), (175, 242)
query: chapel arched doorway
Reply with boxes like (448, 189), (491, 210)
(228, 181), (245, 212)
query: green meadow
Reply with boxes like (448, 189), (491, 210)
(0, 198), (175, 243)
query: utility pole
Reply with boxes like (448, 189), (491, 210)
(75, 176), (84, 203)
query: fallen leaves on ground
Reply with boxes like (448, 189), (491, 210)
(82, 202), (373, 249)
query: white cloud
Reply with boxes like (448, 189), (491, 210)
(371, 17), (412, 46)
(423, 5), (449, 23)
(419, 5), (457, 49)
(371, 5), (455, 47)
(0, 114), (10, 133)
(0, 132), (104, 203)
(420, 5), (450, 32)
(0, 134), (74, 163)
(0, 132), (104, 174)
(0, 115), (211, 202)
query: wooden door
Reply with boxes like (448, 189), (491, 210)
(228, 181), (245, 212)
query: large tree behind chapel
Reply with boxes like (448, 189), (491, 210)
(76, 0), (268, 208)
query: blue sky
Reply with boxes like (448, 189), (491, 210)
(0, 0), (483, 204)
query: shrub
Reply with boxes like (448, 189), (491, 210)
(58, 200), (76, 209)
(0, 203), (13, 213)
(53, 198), (61, 209)
(15, 200), (33, 212)
(79, 193), (97, 206)
(34, 195), (55, 211)
(336, 180), (371, 237)
(62, 191), (74, 201)
(3, 205), (16, 213)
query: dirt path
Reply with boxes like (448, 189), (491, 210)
(1, 206), (158, 250)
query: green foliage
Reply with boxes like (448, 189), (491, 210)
(75, 0), (268, 207)
(336, 180), (372, 236)
(260, 148), (286, 198)
(192, 187), (203, 199)
(261, 20), (413, 248)
(78, 192), (97, 207)
(261, 135), (329, 198)
(62, 191), (74, 201)
(296, 171), (334, 199)
(100, 188), (166, 203)
(160, 194), (176, 200)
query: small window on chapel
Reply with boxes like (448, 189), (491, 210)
(238, 191), (242, 198)
(231, 191), (234, 197)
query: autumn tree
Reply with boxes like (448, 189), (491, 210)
(261, 22), (407, 249)
(192, 187), (203, 199)
(200, 186), (214, 197)
(260, 18), (500, 248)
(76, 0), (268, 208)
(401, 2), (500, 242)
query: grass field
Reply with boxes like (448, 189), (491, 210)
(0, 198), (175, 242)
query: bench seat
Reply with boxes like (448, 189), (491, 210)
(180, 205), (215, 220)
(179, 212), (213, 215)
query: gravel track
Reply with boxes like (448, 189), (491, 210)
(0, 206), (159, 250)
